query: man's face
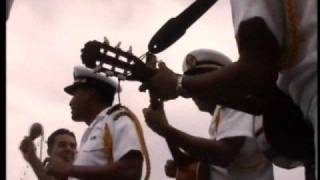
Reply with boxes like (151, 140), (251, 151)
(186, 66), (218, 113)
(69, 87), (93, 121)
(48, 134), (77, 163)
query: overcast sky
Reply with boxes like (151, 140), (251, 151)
(7, 0), (305, 179)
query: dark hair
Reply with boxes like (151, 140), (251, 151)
(47, 128), (76, 151)
(84, 79), (116, 106)
(94, 83), (115, 106)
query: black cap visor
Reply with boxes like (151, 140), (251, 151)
(64, 82), (87, 95)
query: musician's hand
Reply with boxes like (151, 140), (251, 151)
(143, 99), (170, 136)
(165, 159), (177, 178)
(19, 136), (37, 163)
(45, 157), (72, 178)
(140, 61), (179, 101)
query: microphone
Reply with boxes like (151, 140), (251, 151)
(148, 0), (218, 54)
(29, 122), (44, 141)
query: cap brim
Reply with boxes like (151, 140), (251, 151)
(64, 82), (84, 95)
(184, 66), (220, 75)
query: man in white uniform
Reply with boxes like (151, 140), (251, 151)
(142, 1), (317, 179)
(20, 128), (77, 180)
(46, 66), (144, 180)
(143, 49), (274, 180)
(229, 1), (317, 179)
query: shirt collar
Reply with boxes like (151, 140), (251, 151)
(87, 106), (112, 128)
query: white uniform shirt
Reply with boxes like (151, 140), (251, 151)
(229, 1), (317, 178)
(209, 106), (274, 180)
(230, 0), (317, 127)
(68, 107), (142, 180)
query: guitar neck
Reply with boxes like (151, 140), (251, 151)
(81, 40), (155, 83)
(166, 139), (190, 166)
(149, 92), (188, 166)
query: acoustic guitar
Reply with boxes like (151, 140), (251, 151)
(80, 38), (210, 180)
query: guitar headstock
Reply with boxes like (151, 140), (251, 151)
(81, 37), (155, 82)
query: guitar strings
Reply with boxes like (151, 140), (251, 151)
(139, 53), (147, 60)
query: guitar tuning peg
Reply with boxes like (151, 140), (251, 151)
(103, 37), (110, 45)
(127, 46), (133, 54)
(115, 41), (121, 48)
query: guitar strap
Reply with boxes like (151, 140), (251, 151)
(148, 0), (218, 54)
(280, 0), (301, 70)
(149, 0), (301, 67)
(104, 105), (151, 180)
(103, 124), (114, 163)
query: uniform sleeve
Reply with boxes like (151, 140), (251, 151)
(215, 108), (255, 141)
(111, 115), (142, 162)
(230, 0), (285, 46)
(6, 0), (14, 20)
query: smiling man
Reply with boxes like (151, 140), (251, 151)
(20, 128), (77, 180)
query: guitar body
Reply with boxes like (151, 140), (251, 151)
(176, 161), (210, 180)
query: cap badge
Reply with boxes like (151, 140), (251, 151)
(185, 54), (197, 70)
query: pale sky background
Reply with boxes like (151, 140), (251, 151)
(6, 0), (305, 179)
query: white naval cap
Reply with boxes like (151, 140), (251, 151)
(64, 65), (121, 95)
(182, 49), (232, 73)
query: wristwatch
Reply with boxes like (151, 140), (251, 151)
(176, 75), (190, 97)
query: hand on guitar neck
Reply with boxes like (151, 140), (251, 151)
(143, 54), (171, 137)
(144, 92), (208, 180)
(143, 55), (186, 160)
(144, 96), (209, 180)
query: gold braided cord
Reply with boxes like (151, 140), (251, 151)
(117, 106), (151, 180)
(280, 0), (301, 70)
(104, 124), (114, 163)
